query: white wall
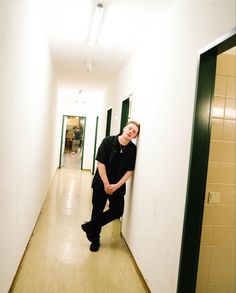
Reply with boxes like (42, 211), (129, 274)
(0, 0), (60, 292)
(102, 0), (236, 292)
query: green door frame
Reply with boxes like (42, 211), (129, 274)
(105, 108), (112, 137)
(59, 115), (86, 170)
(177, 30), (236, 293)
(120, 97), (130, 133)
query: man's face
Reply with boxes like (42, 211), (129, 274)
(123, 123), (139, 140)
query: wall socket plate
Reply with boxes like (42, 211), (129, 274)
(208, 191), (220, 204)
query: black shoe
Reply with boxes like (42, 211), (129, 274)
(90, 240), (100, 252)
(81, 222), (94, 242)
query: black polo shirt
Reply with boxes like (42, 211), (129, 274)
(92, 135), (137, 195)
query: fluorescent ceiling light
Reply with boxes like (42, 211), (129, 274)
(88, 3), (104, 47)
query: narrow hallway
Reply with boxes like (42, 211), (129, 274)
(10, 154), (146, 293)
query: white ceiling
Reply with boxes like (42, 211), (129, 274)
(39, 0), (174, 94)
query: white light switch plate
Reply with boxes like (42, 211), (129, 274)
(208, 192), (220, 204)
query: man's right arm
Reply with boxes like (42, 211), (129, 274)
(97, 162), (111, 192)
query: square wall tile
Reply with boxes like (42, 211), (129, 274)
(212, 97), (225, 118)
(219, 191), (236, 205)
(211, 118), (224, 141)
(227, 265), (236, 286)
(214, 206), (235, 225)
(220, 163), (236, 185)
(196, 266), (210, 286)
(221, 142), (236, 163)
(211, 247), (229, 266)
(226, 287), (236, 293)
(198, 246), (212, 266)
(208, 266), (228, 286)
(225, 98), (236, 120)
(228, 55), (236, 77)
(207, 162), (220, 184)
(208, 287), (227, 293)
(226, 77), (236, 98)
(212, 226), (235, 246)
(214, 75), (228, 97)
(223, 120), (236, 142)
(217, 184), (235, 206)
(209, 141), (222, 162)
(203, 205), (216, 225)
(195, 285), (208, 293)
(227, 246), (236, 266)
(218, 185), (236, 193)
(216, 54), (231, 76)
(201, 226), (214, 245)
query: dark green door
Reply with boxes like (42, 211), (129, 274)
(105, 108), (112, 136)
(120, 98), (130, 133)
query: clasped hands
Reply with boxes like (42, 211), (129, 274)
(104, 182), (118, 195)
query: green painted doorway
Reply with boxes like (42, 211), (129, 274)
(105, 108), (112, 137)
(177, 30), (236, 293)
(59, 115), (86, 169)
(120, 97), (130, 133)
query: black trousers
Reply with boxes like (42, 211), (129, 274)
(90, 188), (125, 236)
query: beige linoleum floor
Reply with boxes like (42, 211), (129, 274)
(10, 151), (146, 293)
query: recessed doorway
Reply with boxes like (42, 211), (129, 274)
(120, 94), (132, 132)
(177, 31), (236, 293)
(59, 115), (86, 169)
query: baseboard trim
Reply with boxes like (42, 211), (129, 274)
(120, 232), (151, 293)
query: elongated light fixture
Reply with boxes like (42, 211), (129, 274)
(88, 3), (104, 47)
